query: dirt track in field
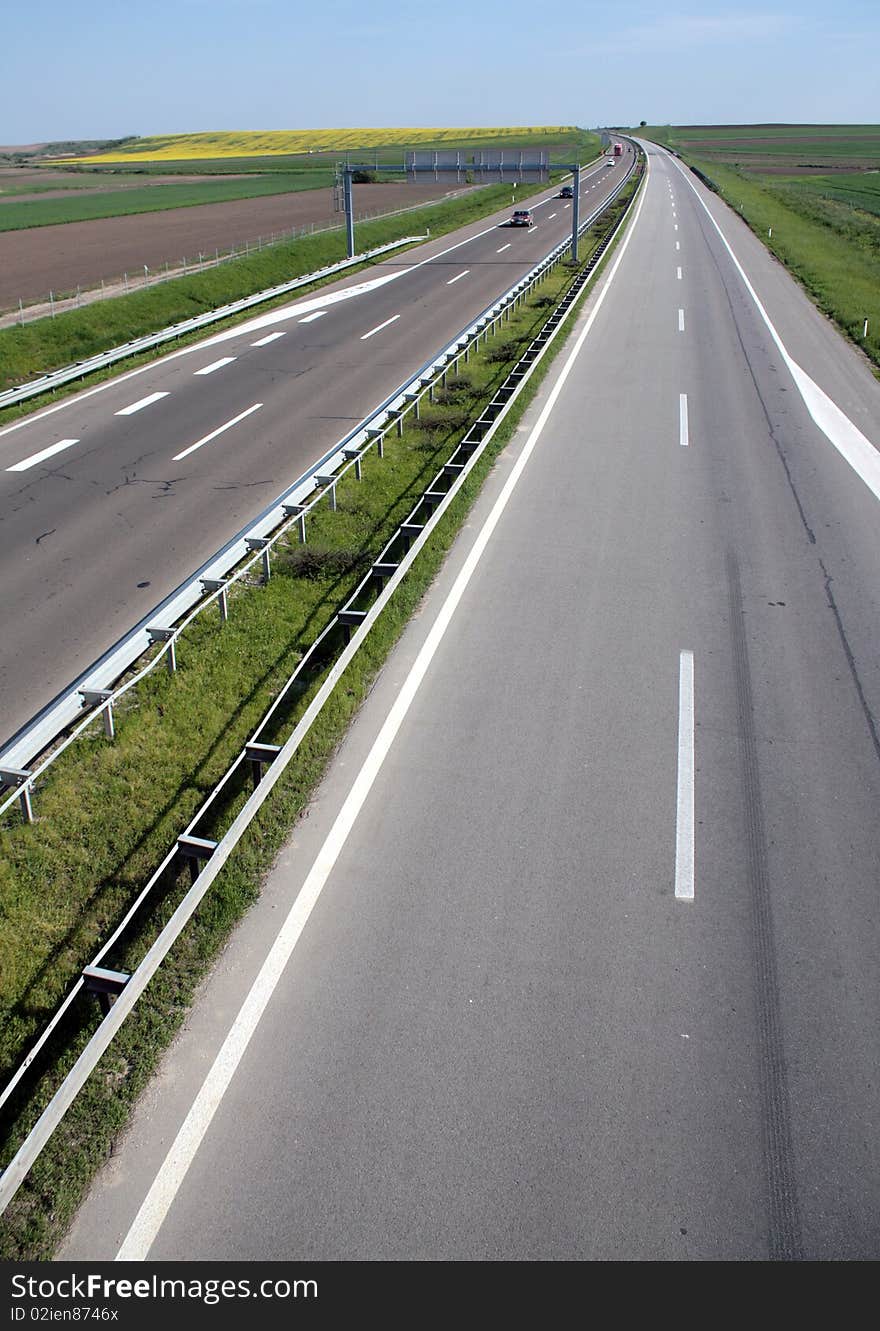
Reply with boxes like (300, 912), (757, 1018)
(0, 181), (470, 309)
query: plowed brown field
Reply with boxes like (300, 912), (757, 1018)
(0, 181), (469, 309)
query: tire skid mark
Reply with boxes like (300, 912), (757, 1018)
(726, 550), (803, 1260)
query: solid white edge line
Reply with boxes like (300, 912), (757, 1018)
(114, 392), (169, 417)
(679, 393), (689, 447)
(251, 332), (286, 346)
(360, 314), (400, 341)
(446, 270), (470, 286)
(675, 649), (695, 901)
(668, 151), (880, 504)
(194, 357), (236, 376)
(172, 403), (263, 462)
(6, 438), (80, 472)
(114, 152), (652, 1263)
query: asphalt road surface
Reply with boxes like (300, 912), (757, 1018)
(56, 139), (880, 1259)
(0, 152), (631, 746)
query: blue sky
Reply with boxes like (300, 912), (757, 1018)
(4, 1), (878, 144)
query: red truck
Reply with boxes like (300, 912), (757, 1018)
(613, 142), (623, 157)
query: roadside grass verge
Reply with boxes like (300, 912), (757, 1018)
(687, 158), (880, 370)
(0, 172), (336, 231)
(0, 169), (640, 1258)
(0, 177), (557, 416)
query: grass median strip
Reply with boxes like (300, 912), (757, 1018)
(0, 170), (640, 1259)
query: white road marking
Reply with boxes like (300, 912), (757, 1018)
(360, 314), (400, 340)
(675, 649), (695, 901)
(679, 393), (689, 447)
(676, 241), (680, 250)
(674, 224), (678, 231)
(6, 438), (79, 472)
(678, 308), (685, 332)
(671, 152), (880, 505)
(677, 266), (682, 280)
(251, 332), (286, 346)
(548, 212), (557, 219)
(172, 403), (263, 462)
(563, 203), (571, 209)
(115, 392), (169, 416)
(113, 155), (652, 1264)
(446, 270), (470, 286)
(194, 357), (236, 376)
(496, 243), (512, 253)
(299, 311), (327, 324)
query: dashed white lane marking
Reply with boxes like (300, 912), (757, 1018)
(677, 266), (682, 279)
(113, 154), (653, 1264)
(299, 311), (327, 324)
(678, 308), (685, 332)
(7, 439), (79, 472)
(194, 357), (236, 376)
(679, 393), (689, 447)
(172, 403), (263, 462)
(251, 332), (286, 347)
(675, 649), (695, 901)
(115, 392), (169, 416)
(670, 151), (880, 505)
(564, 203), (571, 209)
(674, 224), (678, 231)
(548, 212), (557, 219)
(676, 241), (680, 250)
(360, 314), (400, 340)
(446, 270), (470, 286)
(496, 243), (512, 253)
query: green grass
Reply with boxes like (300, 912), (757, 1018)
(0, 168), (642, 1258)
(0, 171), (335, 231)
(0, 177), (556, 407)
(0, 174), (163, 198)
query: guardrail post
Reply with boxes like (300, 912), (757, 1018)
(343, 448), (363, 480)
(0, 769), (34, 823)
(245, 742), (281, 790)
(283, 503), (307, 543)
(201, 578), (229, 622)
(82, 965), (130, 1016)
(177, 834), (218, 885)
(147, 627), (176, 674)
(316, 475), (338, 511)
(247, 537), (272, 582)
(80, 689), (115, 740)
(365, 426), (385, 458)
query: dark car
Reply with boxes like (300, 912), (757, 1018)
(559, 185), (574, 198)
(511, 209), (534, 227)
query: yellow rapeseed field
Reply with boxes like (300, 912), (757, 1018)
(54, 127), (580, 164)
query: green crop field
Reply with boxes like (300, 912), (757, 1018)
(637, 124), (880, 370)
(0, 170), (335, 232)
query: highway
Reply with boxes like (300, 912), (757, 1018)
(0, 151), (632, 747)
(56, 139), (880, 1259)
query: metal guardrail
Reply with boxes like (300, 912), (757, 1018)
(0, 235), (427, 411)
(0, 159), (637, 811)
(0, 148), (643, 1215)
